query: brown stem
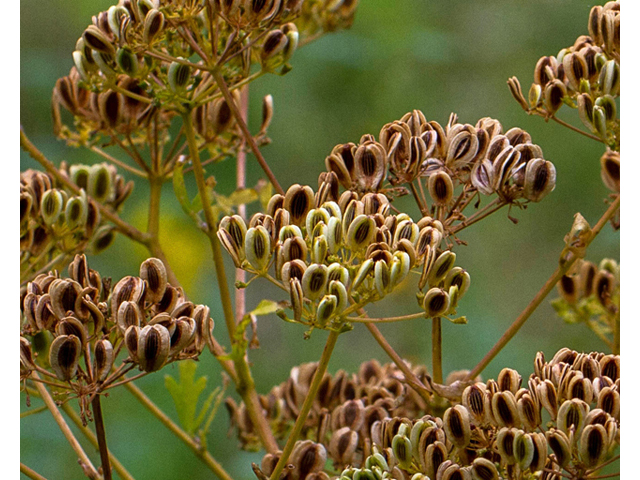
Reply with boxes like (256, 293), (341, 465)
(269, 330), (341, 480)
(235, 86), (249, 324)
(31, 372), (101, 479)
(431, 317), (443, 384)
(363, 320), (433, 402)
(61, 403), (135, 480)
(410, 181), (428, 215)
(20, 463), (48, 480)
(211, 69), (284, 195)
(123, 382), (234, 480)
(549, 114), (604, 143)
(449, 198), (505, 234)
(90, 146), (147, 178)
(90, 396), (112, 480)
(466, 195), (620, 380)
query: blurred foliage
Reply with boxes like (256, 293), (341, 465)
(21, 0), (619, 478)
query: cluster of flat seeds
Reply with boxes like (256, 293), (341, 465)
(508, 1), (619, 153)
(20, 255), (215, 393)
(246, 348), (619, 479)
(557, 258), (619, 309)
(325, 111), (556, 208)
(228, 360), (430, 450)
(53, 0), (356, 142)
(20, 164), (132, 278)
(218, 182), (470, 328)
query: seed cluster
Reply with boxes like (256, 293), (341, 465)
(53, 0), (357, 146)
(324, 111), (556, 207)
(20, 164), (132, 281)
(218, 182), (470, 330)
(507, 1), (620, 190)
(20, 255), (215, 414)
(245, 348), (619, 479)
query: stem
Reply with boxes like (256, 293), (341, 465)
(211, 69), (284, 195)
(549, 114), (604, 143)
(612, 310), (620, 355)
(20, 463), (48, 480)
(236, 85), (249, 324)
(586, 454), (620, 473)
(431, 317), (443, 384)
(449, 198), (505, 234)
(90, 396), (112, 480)
(363, 321), (433, 402)
(61, 404), (135, 480)
(410, 181), (428, 215)
(466, 195), (620, 380)
(268, 330), (341, 480)
(90, 146), (147, 177)
(182, 111), (279, 454)
(345, 312), (427, 323)
(31, 372), (101, 480)
(123, 382), (234, 480)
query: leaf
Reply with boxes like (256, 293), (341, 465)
(164, 360), (208, 435)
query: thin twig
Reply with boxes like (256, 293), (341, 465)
(20, 463), (48, 480)
(90, 396), (112, 480)
(31, 372), (101, 480)
(345, 312), (427, 323)
(549, 114), (604, 143)
(90, 146), (147, 178)
(268, 330), (341, 480)
(432, 317), (443, 384)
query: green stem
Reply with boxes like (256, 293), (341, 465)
(268, 330), (341, 480)
(181, 111), (279, 454)
(363, 321), (433, 403)
(432, 317), (443, 384)
(123, 382), (234, 480)
(61, 404), (135, 480)
(549, 114), (604, 143)
(466, 195), (620, 380)
(31, 373), (101, 479)
(90, 146), (147, 178)
(612, 310), (620, 355)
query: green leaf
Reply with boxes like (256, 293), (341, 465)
(164, 360), (208, 435)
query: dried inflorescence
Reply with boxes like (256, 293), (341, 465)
(20, 255), (215, 414)
(508, 2), (619, 151)
(247, 348), (619, 479)
(325, 111), (556, 206)
(20, 165), (132, 282)
(53, 0), (357, 146)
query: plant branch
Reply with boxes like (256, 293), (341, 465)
(268, 330), (341, 480)
(90, 396), (112, 480)
(20, 463), (48, 480)
(432, 317), (443, 384)
(90, 146), (148, 178)
(31, 372), (101, 480)
(549, 114), (604, 143)
(345, 312), (426, 323)
(123, 382), (234, 480)
(466, 195), (620, 380)
(448, 198), (505, 234)
(61, 403), (135, 480)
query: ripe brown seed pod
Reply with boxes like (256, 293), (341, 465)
(49, 334), (82, 381)
(428, 171), (454, 206)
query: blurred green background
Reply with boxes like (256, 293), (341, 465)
(21, 1), (619, 478)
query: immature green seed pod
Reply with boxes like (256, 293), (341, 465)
(312, 235), (328, 264)
(328, 280), (349, 314)
(444, 267), (471, 299)
(92, 50), (117, 77)
(427, 251), (456, 287)
(116, 47), (139, 76)
(316, 295), (337, 327)
(599, 60), (619, 96)
(577, 93), (596, 133)
(302, 264), (329, 301)
(88, 164), (113, 202)
(40, 189), (64, 226)
(513, 431), (534, 470)
(245, 226), (271, 272)
(261, 29), (288, 66)
(391, 434), (413, 470)
(49, 334), (82, 381)
(528, 83), (542, 108)
(72, 50), (91, 81)
(65, 194), (89, 231)
(90, 225), (116, 255)
(168, 59), (191, 93)
(390, 251), (411, 288)
(137, 324), (171, 372)
(94, 339), (114, 382)
(282, 23), (299, 63)
(596, 95), (617, 122)
(346, 215), (376, 251)
(373, 260), (391, 298)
